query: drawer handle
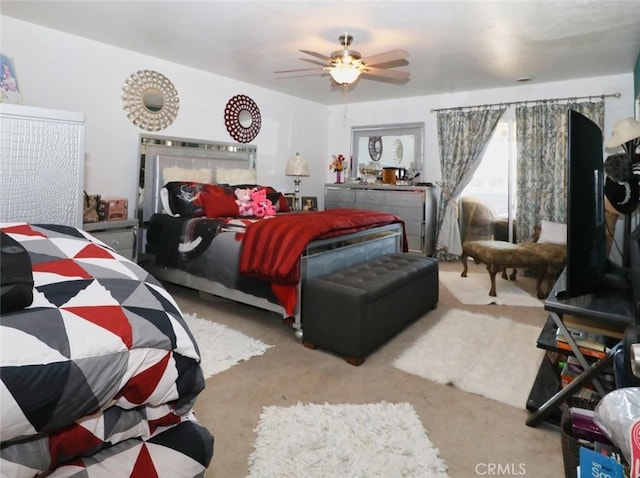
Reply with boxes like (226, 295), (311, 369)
(113, 240), (120, 246)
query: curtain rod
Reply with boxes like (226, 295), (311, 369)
(430, 92), (621, 113)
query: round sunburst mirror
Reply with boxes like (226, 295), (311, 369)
(121, 70), (179, 131)
(224, 94), (261, 143)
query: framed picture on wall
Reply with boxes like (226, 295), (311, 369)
(302, 196), (318, 212)
(0, 54), (22, 104)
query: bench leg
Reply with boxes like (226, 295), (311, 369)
(346, 356), (365, 366)
(486, 264), (501, 297)
(536, 275), (546, 299)
(461, 253), (469, 277)
(536, 266), (550, 299)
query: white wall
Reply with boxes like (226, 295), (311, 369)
(1, 16), (329, 215)
(3, 15), (636, 215)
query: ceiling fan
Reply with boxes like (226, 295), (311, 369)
(275, 33), (410, 85)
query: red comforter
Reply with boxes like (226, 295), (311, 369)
(238, 208), (407, 315)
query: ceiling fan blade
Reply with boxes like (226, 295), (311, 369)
(363, 67), (410, 80)
(361, 49), (409, 67)
(300, 49), (332, 62)
(274, 67), (325, 74)
(300, 58), (329, 67)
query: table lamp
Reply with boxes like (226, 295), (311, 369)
(285, 153), (310, 211)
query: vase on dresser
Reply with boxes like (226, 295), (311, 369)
(335, 170), (343, 184)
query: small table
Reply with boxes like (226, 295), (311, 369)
(83, 219), (138, 261)
(525, 270), (633, 427)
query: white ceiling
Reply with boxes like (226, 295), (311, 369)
(3, 0), (640, 105)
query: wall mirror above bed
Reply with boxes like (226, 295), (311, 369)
(351, 122), (424, 183)
(121, 70), (180, 131)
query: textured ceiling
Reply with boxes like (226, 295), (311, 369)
(3, 0), (640, 105)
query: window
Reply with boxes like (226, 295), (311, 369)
(462, 115), (517, 221)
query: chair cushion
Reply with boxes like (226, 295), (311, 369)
(463, 240), (541, 266)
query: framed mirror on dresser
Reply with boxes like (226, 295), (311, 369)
(351, 122), (424, 184)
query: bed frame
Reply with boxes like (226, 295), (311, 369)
(137, 134), (404, 337)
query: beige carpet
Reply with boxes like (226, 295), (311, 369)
(439, 270), (543, 307)
(393, 309), (546, 409)
(165, 261), (564, 478)
(247, 402), (449, 478)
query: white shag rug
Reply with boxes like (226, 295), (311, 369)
(393, 309), (545, 409)
(439, 271), (543, 307)
(247, 402), (449, 478)
(183, 313), (271, 379)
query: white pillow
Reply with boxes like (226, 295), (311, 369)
(162, 166), (213, 184)
(216, 168), (256, 185)
(538, 220), (567, 245)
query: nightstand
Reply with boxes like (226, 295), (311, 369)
(83, 219), (138, 261)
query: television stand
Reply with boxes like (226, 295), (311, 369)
(526, 268), (633, 427)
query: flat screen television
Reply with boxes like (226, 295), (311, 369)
(563, 110), (608, 298)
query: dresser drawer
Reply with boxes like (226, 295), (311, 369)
(355, 189), (386, 206)
(325, 201), (355, 210)
(393, 205), (424, 221)
(403, 220), (423, 237)
(385, 191), (423, 208)
(326, 188), (356, 204)
(92, 229), (134, 252)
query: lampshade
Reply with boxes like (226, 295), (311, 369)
(329, 65), (362, 85)
(285, 153), (310, 177)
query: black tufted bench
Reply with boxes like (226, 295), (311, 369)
(302, 252), (439, 365)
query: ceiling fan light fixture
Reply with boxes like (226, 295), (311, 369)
(328, 64), (362, 85)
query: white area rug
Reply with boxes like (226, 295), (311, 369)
(393, 309), (545, 409)
(247, 402), (448, 478)
(440, 270), (543, 307)
(183, 313), (271, 379)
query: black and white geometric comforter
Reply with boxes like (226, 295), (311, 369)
(0, 223), (214, 477)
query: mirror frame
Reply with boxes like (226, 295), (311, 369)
(121, 70), (179, 131)
(224, 94), (262, 143)
(351, 122), (425, 179)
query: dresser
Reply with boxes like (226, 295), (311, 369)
(324, 183), (437, 255)
(83, 219), (138, 261)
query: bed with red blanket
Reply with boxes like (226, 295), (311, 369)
(140, 174), (406, 335)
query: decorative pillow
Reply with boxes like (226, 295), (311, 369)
(235, 184), (290, 213)
(199, 184), (243, 218)
(216, 168), (256, 185)
(161, 182), (207, 217)
(162, 167), (214, 185)
(538, 220), (567, 246)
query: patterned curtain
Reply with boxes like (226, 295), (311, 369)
(435, 107), (506, 259)
(515, 101), (604, 243)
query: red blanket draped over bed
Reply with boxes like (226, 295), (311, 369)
(238, 208), (407, 315)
